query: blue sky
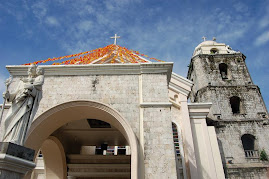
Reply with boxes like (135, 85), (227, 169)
(0, 0), (269, 107)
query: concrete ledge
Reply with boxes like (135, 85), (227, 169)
(226, 162), (269, 169)
(6, 63), (173, 77)
(188, 103), (212, 119)
(140, 102), (172, 108)
(0, 142), (35, 161)
(0, 153), (36, 174)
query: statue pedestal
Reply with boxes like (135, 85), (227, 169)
(0, 142), (36, 179)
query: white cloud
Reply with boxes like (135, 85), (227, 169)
(31, 1), (47, 21)
(78, 20), (93, 32)
(233, 2), (249, 13)
(259, 17), (269, 29)
(45, 16), (60, 26)
(255, 31), (269, 46)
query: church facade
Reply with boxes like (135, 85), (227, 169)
(0, 40), (268, 179)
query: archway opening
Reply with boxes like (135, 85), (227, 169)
(241, 134), (259, 158)
(25, 101), (138, 179)
(241, 134), (255, 151)
(219, 63), (228, 79)
(230, 96), (241, 114)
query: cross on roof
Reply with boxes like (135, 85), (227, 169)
(202, 36), (206, 41)
(110, 34), (120, 45)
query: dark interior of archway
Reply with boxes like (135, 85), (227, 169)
(230, 96), (240, 114)
(241, 134), (255, 150)
(46, 118), (131, 179)
(51, 118), (129, 154)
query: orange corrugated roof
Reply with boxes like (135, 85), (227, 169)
(23, 44), (164, 65)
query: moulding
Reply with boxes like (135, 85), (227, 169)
(6, 62), (173, 76)
(169, 83), (190, 97)
(188, 103), (212, 119)
(140, 102), (172, 108)
(171, 72), (193, 87)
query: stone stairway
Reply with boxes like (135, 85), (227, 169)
(67, 155), (131, 179)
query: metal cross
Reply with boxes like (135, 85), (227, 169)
(110, 34), (120, 45)
(202, 36), (206, 41)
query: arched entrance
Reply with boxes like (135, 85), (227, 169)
(25, 100), (139, 179)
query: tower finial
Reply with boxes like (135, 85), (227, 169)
(213, 37), (216, 41)
(202, 36), (206, 42)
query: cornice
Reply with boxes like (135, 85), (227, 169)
(188, 103), (212, 119)
(171, 72), (193, 87)
(191, 52), (246, 61)
(169, 72), (193, 96)
(169, 84), (190, 97)
(140, 102), (172, 108)
(6, 63), (174, 78)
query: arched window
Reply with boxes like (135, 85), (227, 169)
(241, 134), (259, 158)
(230, 96), (241, 114)
(219, 63), (228, 79)
(210, 48), (218, 54)
(172, 123), (187, 179)
(241, 134), (255, 151)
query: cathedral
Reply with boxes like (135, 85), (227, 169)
(0, 37), (268, 179)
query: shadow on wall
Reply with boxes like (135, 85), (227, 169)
(217, 138), (228, 178)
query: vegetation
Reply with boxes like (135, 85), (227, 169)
(260, 149), (268, 161)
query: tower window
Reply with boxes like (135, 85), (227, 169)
(210, 48), (218, 54)
(219, 63), (228, 79)
(230, 96), (241, 114)
(241, 134), (259, 158)
(241, 134), (255, 151)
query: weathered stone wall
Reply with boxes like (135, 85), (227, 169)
(188, 52), (269, 179)
(227, 167), (268, 179)
(143, 107), (177, 179)
(2, 72), (178, 179)
(195, 86), (267, 120)
(216, 122), (269, 164)
(36, 74), (140, 136)
(188, 54), (253, 102)
(142, 74), (169, 103)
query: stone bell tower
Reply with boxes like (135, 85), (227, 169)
(187, 38), (269, 178)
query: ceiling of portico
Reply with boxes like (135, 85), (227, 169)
(52, 118), (128, 154)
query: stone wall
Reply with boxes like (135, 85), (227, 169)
(143, 107), (177, 179)
(227, 167), (268, 179)
(188, 53), (253, 101)
(2, 72), (178, 179)
(194, 86), (267, 120)
(188, 52), (269, 179)
(216, 122), (269, 164)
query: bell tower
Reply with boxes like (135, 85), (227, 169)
(187, 38), (269, 178)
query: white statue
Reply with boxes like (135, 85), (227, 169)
(226, 45), (238, 53)
(1, 65), (44, 146)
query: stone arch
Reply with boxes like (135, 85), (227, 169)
(41, 136), (67, 179)
(25, 100), (139, 179)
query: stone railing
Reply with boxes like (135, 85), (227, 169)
(245, 150), (260, 159)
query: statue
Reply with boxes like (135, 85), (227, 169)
(226, 45), (238, 53)
(1, 65), (44, 146)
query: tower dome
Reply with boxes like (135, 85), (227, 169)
(193, 39), (239, 56)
